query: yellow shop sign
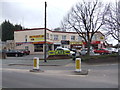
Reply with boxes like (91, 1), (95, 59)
(70, 42), (83, 45)
(29, 35), (44, 41)
(29, 35), (44, 38)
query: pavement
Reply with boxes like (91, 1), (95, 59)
(2, 54), (73, 65)
(2, 54), (90, 73)
(2, 54), (118, 67)
(5, 54), (47, 60)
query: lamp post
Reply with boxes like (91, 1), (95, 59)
(44, 1), (47, 62)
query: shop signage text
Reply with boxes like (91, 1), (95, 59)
(29, 35), (44, 41)
(70, 42), (83, 45)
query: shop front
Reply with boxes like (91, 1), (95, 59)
(82, 41), (104, 49)
(70, 41), (83, 49)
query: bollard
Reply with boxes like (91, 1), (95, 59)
(33, 57), (39, 70)
(30, 57), (43, 72)
(75, 58), (81, 72)
(74, 58), (88, 75)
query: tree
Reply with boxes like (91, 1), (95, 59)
(61, 0), (109, 55)
(104, 1), (120, 43)
(0, 20), (24, 41)
(54, 27), (62, 31)
(1, 20), (14, 41)
(14, 24), (23, 30)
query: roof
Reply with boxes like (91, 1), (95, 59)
(14, 28), (50, 32)
(14, 28), (104, 35)
(14, 28), (77, 34)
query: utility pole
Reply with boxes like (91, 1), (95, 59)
(44, 1), (47, 62)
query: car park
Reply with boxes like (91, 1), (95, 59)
(6, 50), (24, 57)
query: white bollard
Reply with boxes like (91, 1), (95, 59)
(33, 57), (39, 70)
(75, 58), (81, 72)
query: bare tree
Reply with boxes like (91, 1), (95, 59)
(61, 0), (109, 55)
(104, 1), (120, 43)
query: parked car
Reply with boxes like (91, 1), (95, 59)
(18, 49), (30, 55)
(114, 48), (120, 55)
(55, 47), (75, 56)
(94, 48), (110, 55)
(6, 50), (24, 57)
(80, 48), (94, 55)
(106, 48), (117, 54)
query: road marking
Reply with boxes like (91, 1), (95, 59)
(65, 63), (74, 67)
(91, 63), (118, 67)
(2, 68), (29, 72)
(67, 75), (88, 77)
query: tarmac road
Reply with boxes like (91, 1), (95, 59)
(1, 56), (118, 88)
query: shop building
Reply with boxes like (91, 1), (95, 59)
(14, 28), (105, 54)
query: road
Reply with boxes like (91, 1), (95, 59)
(1, 57), (118, 88)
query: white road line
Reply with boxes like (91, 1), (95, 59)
(90, 63), (118, 67)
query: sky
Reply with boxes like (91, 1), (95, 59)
(0, 0), (118, 45)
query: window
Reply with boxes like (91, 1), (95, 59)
(50, 34), (53, 40)
(25, 35), (27, 42)
(16, 44), (22, 46)
(54, 35), (58, 40)
(92, 35), (96, 40)
(62, 35), (66, 40)
(47, 33), (49, 39)
(71, 36), (75, 40)
(34, 44), (43, 52)
(78, 36), (82, 41)
(25, 46), (29, 50)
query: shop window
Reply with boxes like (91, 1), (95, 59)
(34, 44), (43, 52)
(71, 36), (75, 40)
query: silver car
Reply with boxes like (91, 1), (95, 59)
(80, 48), (94, 55)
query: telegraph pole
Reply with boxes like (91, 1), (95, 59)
(44, 1), (47, 62)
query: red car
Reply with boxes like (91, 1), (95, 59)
(94, 48), (110, 55)
(18, 49), (30, 55)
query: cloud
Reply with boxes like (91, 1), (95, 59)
(1, 0), (115, 29)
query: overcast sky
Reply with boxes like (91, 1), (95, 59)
(0, 0), (118, 45)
